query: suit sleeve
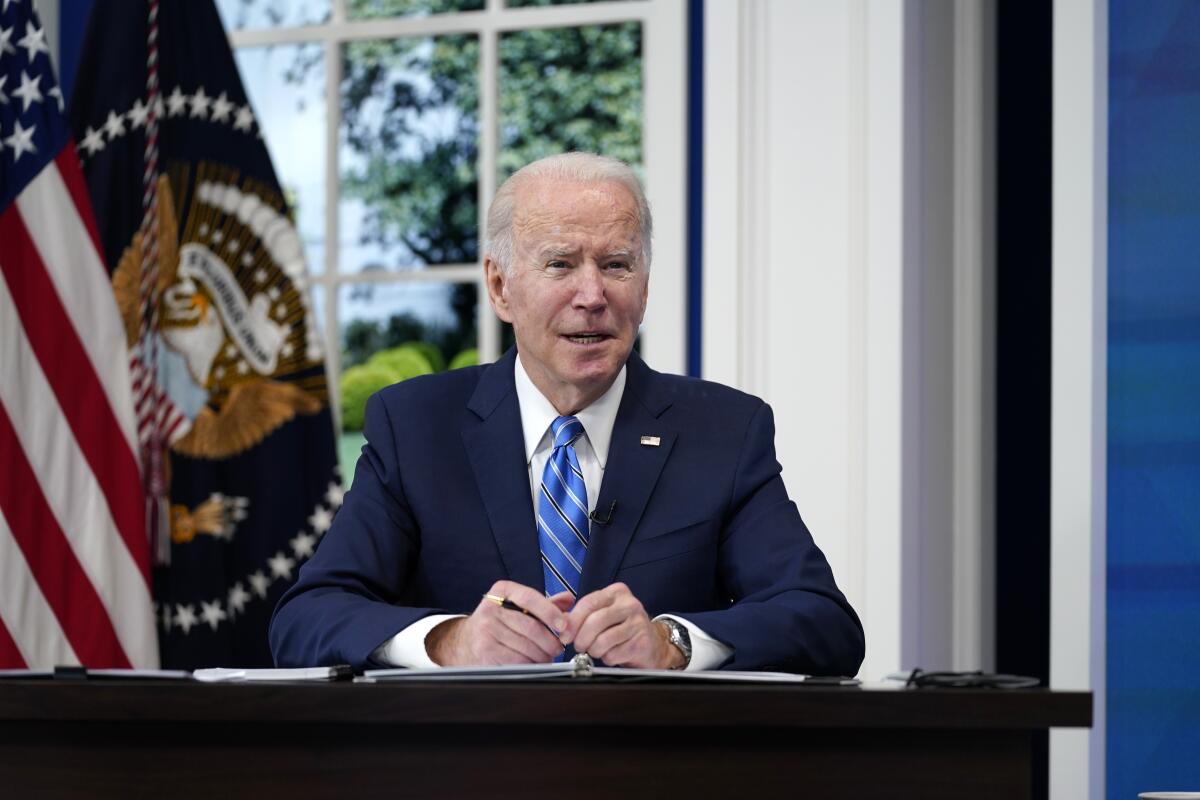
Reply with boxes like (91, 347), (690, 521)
(674, 402), (866, 676)
(268, 391), (447, 668)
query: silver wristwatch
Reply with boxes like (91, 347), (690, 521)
(659, 618), (692, 669)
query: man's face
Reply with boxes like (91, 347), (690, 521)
(486, 176), (649, 412)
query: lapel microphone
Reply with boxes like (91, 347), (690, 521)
(589, 501), (617, 526)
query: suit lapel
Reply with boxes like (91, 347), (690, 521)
(462, 350), (543, 590)
(578, 355), (676, 596)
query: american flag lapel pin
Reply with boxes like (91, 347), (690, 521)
(640, 435), (661, 447)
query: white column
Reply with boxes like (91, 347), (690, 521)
(704, 0), (908, 680)
(702, 0), (996, 680)
(1050, 0), (1108, 796)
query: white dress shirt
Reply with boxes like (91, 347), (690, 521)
(373, 354), (732, 670)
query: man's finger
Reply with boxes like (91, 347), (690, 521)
(548, 591), (575, 613)
(477, 630), (540, 665)
(572, 597), (638, 652)
(484, 617), (555, 663)
(561, 585), (624, 644)
(493, 605), (566, 660)
(586, 618), (639, 663)
(492, 581), (569, 634)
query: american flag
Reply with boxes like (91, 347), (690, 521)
(0, 1), (158, 668)
(69, 0), (341, 669)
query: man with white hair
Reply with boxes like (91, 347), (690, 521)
(270, 153), (864, 674)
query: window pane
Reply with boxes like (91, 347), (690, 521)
(339, 36), (480, 273)
(506, 0), (625, 6)
(214, 0), (330, 30)
(347, 0), (484, 21)
(236, 44), (326, 275)
(337, 281), (478, 480)
(309, 283), (327, 340)
(498, 23), (642, 181)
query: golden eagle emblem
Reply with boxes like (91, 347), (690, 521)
(112, 167), (327, 462)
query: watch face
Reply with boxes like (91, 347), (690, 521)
(665, 620), (691, 663)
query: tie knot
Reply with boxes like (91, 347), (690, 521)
(551, 416), (584, 449)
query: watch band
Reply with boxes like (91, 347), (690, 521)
(659, 617), (692, 669)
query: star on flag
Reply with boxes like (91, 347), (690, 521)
(233, 105), (255, 132)
(11, 69), (41, 112)
(127, 98), (150, 129)
(0, 24), (14, 58)
(227, 583), (251, 616)
(248, 570), (271, 599)
(174, 604), (199, 634)
(166, 86), (188, 116)
(4, 119), (36, 161)
(103, 109), (125, 141)
(17, 19), (48, 61)
(290, 531), (317, 559)
(189, 85), (211, 118)
(200, 601), (227, 632)
(267, 551), (296, 581)
(308, 505), (333, 535)
(211, 91), (234, 122)
(79, 125), (105, 155)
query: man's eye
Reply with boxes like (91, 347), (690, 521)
(605, 261), (631, 271)
(547, 260), (569, 269)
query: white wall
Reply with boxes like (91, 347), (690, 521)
(34, 0), (60, 74)
(703, 0), (994, 681)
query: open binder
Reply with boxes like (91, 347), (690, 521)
(361, 654), (857, 684)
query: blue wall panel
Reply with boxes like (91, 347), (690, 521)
(1108, 1), (1200, 796)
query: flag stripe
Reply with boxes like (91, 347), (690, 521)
(54, 148), (106, 262)
(0, 202), (150, 584)
(0, 402), (130, 668)
(0, 616), (28, 670)
(0, 507), (76, 669)
(13, 159), (139, 457)
(0, 272), (157, 668)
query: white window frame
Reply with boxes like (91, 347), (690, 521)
(227, 0), (687, 431)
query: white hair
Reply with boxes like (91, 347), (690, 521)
(485, 152), (653, 275)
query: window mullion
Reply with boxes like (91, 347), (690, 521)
(478, 7), (501, 362)
(324, 33), (344, 435)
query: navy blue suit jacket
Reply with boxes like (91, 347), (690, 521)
(269, 349), (864, 674)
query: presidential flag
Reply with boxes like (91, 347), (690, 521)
(0, 0), (158, 669)
(69, 0), (341, 668)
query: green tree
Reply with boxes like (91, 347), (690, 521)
(291, 0), (643, 362)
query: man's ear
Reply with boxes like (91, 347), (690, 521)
(484, 256), (513, 323)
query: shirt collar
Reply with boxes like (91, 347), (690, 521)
(514, 354), (626, 469)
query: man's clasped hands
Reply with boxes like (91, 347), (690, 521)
(425, 580), (686, 670)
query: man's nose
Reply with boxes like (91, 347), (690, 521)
(572, 264), (607, 310)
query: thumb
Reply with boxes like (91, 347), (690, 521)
(548, 592), (575, 612)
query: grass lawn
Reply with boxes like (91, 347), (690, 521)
(338, 431), (367, 487)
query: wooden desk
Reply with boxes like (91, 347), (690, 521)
(0, 679), (1089, 799)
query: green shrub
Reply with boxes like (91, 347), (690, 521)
(398, 340), (446, 373)
(448, 348), (479, 370)
(340, 364), (403, 431)
(367, 346), (435, 380)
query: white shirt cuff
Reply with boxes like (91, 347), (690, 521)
(656, 614), (733, 671)
(370, 614), (465, 668)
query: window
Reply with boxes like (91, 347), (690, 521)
(218, 0), (685, 480)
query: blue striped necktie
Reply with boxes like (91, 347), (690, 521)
(538, 416), (590, 600)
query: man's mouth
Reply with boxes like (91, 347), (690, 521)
(562, 332), (611, 345)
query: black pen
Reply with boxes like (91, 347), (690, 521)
(482, 593), (530, 615)
(482, 593), (565, 643)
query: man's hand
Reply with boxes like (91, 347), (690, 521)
(562, 582), (684, 669)
(426, 581), (572, 666)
